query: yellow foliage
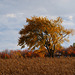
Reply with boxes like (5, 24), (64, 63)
(18, 16), (72, 52)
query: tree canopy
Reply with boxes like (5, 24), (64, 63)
(18, 16), (72, 57)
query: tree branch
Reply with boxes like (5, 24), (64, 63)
(56, 34), (67, 44)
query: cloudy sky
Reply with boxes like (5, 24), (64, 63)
(0, 0), (75, 51)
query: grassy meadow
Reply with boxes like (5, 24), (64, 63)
(0, 57), (75, 75)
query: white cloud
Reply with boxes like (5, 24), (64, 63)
(0, 0), (75, 51)
(6, 13), (16, 18)
(61, 0), (70, 3)
(36, 7), (47, 13)
(0, 43), (20, 51)
(50, 16), (57, 20)
(63, 21), (74, 26)
(0, 32), (2, 35)
(0, 29), (20, 50)
(62, 21), (75, 29)
(68, 16), (73, 20)
(18, 13), (24, 15)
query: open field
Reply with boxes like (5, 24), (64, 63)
(0, 57), (75, 75)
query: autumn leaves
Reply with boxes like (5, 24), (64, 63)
(18, 16), (72, 57)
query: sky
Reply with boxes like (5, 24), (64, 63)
(0, 0), (75, 51)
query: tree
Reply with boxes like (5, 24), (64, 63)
(18, 16), (72, 57)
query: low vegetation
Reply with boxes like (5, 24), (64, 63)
(0, 45), (75, 59)
(0, 46), (75, 75)
(0, 57), (75, 75)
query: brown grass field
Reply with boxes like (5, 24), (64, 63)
(0, 57), (75, 75)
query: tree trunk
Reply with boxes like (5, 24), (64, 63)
(52, 50), (54, 58)
(52, 44), (55, 58)
(48, 49), (51, 57)
(45, 44), (55, 57)
(48, 49), (54, 57)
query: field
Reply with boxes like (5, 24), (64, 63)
(0, 57), (75, 75)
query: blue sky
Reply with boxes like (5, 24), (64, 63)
(0, 0), (75, 51)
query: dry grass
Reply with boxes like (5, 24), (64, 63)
(0, 57), (75, 75)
